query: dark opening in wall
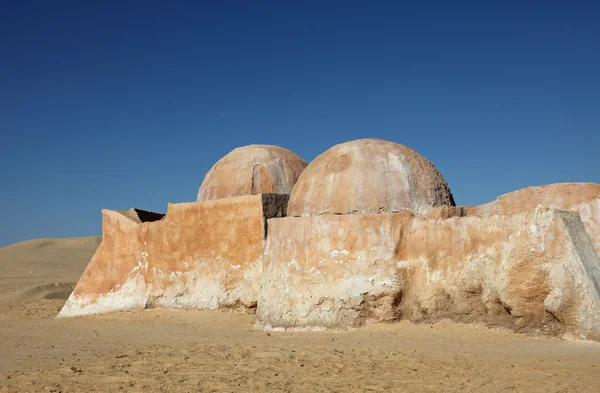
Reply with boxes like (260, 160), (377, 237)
(133, 208), (165, 223)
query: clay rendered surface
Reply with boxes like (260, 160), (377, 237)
(468, 182), (600, 255)
(59, 194), (289, 317)
(256, 206), (600, 340)
(197, 145), (307, 201)
(287, 138), (455, 216)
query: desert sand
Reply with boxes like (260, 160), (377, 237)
(1, 237), (599, 393)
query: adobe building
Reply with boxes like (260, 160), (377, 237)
(59, 139), (600, 341)
(59, 145), (307, 317)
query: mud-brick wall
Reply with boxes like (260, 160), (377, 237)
(256, 208), (600, 341)
(59, 194), (288, 317)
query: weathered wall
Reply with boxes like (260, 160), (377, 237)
(59, 194), (289, 318)
(466, 183), (600, 255)
(257, 212), (413, 329)
(256, 208), (600, 340)
(57, 210), (149, 317)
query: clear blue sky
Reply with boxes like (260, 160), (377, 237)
(1, 1), (598, 246)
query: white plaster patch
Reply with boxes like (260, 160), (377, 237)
(287, 259), (301, 271)
(330, 249), (349, 258)
(58, 273), (148, 318)
(154, 260), (261, 311)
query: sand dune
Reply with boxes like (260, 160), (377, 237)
(0, 236), (100, 283)
(1, 236), (101, 250)
(1, 237), (599, 392)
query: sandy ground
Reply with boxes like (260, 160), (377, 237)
(1, 238), (599, 392)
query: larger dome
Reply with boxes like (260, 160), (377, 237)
(197, 145), (308, 201)
(288, 139), (455, 216)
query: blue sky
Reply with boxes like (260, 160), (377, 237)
(1, 1), (598, 246)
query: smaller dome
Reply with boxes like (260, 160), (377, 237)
(288, 139), (455, 216)
(197, 145), (308, 201)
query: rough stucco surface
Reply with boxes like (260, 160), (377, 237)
(287, 138), (455, 217)
(59, 194), (289, 318)
(256, 207), (600, 341)
(197, 145), (307, 202)
(467, 182), (600, 255)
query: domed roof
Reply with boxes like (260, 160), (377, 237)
(197, 145), (308, 201)
(288, 138), (455, 216)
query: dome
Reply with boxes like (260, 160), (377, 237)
(197, 145), (308, 201)
(287, 138), (455, 216)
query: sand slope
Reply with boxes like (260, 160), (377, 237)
(1, 237), (600, 392)
(0, 237), (101, 319)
